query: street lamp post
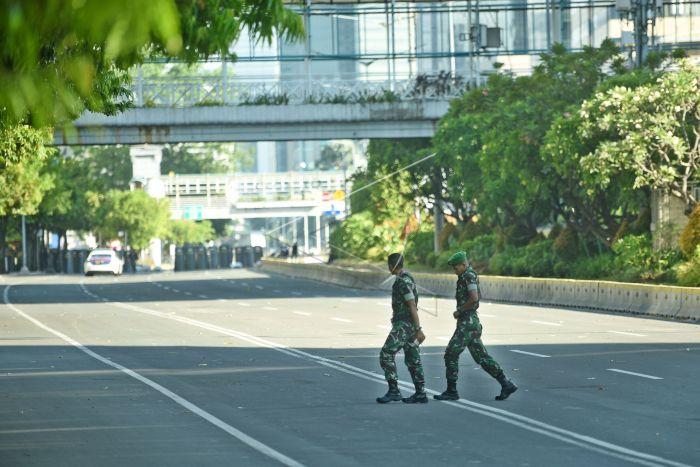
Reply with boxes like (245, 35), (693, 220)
(20, 215), (29, 273)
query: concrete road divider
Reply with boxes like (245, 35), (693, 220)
(262, 259), (700, 321)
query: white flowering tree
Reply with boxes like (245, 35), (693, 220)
(580, 61), (700, 209)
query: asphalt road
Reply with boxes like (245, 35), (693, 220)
(1, 268), (698, 467)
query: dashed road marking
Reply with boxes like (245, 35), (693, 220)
(607, 369), (663, 380)
(531, 320), (562, 327)
(198, 295), (209, 299)
(255, 285), (264, 290)
(291, 292), (303, 296)
(172, 289), (180, 293)
(510, 350), (551, 358)
(607, 331), (647, 337)
(331, 317), (352, 323)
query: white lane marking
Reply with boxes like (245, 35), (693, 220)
(291, 292), (303, 296)
(510, 350), (551, 358)
(273, 289), (282, 294)
(607, 331), (647, 337)
(172, 289), (180, 293)
(255, 286), (264, 290)
(607, 369), (663, 380)
(263, 306), (278, 311)
(4, 286), (303, 467)
(331, 317), (352, 323)
(82, 290), (689, 467)
(293, 311), (311, 316)
(237, 302), (251, 307)
(531, 320), (563, 327)
(241, 282), (249, 287)
(198, 295), (209, 299)
(162, 287), (171, 291)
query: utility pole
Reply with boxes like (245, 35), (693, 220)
(616, 0), (662, 68)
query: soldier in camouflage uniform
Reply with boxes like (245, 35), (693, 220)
(377, 253), (428, 404)
(434, 251), (518, 402)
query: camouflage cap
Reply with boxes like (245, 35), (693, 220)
(447, 251), (467, 266)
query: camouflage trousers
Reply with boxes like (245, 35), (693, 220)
(379, 320), (425, 386)
(444, 313), (503, 383)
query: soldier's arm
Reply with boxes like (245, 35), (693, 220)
(406, 299), (425, 344)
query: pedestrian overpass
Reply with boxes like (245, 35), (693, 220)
(53, 77), (458, 145)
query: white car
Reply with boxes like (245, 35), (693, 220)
(84, 249), (123, 276)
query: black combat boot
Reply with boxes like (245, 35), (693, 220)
(495, 374), (518, 401)
(433, 381), (459, 401)
(376, 380), (402, 404)
(402, 383), (428, 404)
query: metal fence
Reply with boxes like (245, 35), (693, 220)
(163, 171), (347, 199)
(132, 75), (466, 107)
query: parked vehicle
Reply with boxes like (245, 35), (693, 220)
(84, 249), (123, 276)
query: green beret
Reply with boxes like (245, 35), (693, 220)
(447, 251), (467, 266)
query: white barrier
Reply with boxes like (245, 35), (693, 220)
(262, 260), (700, 321)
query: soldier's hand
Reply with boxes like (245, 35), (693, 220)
(416, 329), (426, 344)
(453, 310), (460, 319)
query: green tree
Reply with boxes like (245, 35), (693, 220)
(0, 125), (54, 271)
(167, 220), (215, 245)
(540, 69), (658, 246)
(161, 143), (255, 174)
(434, 41), (625, 245)
(0, 0), (303, 127)
(317, 143), (353, 171)
(580, 60), (700, 209)
(95, 190), (170, 249)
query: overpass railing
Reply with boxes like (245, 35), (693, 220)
(163, 171), (347, 200)
(133, 73), (467, 108)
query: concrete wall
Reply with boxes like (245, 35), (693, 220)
(262, 260), (700, 321)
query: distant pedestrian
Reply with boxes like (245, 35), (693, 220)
(377, 253), (427, 404)
(434, 251), (518, 401)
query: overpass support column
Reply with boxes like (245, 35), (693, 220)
(304, 216), (309, 253)
(316, 215), (321, 252)
(292, 218), (298, 245)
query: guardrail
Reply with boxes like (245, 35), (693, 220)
(262, 260), (700, 321)
(132, 75), (466, 107)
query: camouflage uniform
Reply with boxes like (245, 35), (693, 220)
(379, 271), (425, 387)
(444, 267), (504, 383)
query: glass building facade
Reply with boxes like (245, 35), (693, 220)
(230, 0), (700, 82)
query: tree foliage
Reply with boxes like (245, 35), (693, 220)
(0, 0), (304, 126)
(580, 60), (700, 208)
(167, 220), (215, 245)
(95, 190), (170, 250)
